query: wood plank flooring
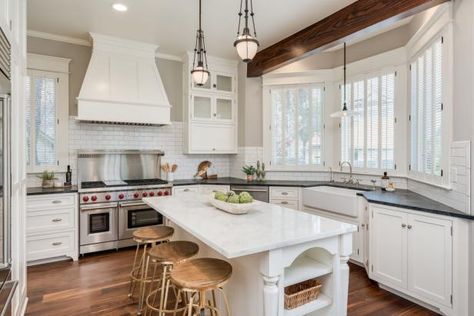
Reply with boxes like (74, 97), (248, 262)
(26, 248), (439, 316)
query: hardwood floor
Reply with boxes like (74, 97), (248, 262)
(26, 248), (439, 316)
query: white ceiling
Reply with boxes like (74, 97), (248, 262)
(27, 0), (357, 59)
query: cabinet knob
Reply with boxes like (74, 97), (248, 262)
(281, 192), (289, 196)
(361, 224), (366, 228)
(52, 200), (62, 204)
(213, 84), (217, 88)
(52, 218), (63, 223)
(401, 223), (407, 228)
(281, 201), (289, 205)
(52, 242), (63, 246)
(407, 225), (413, 230)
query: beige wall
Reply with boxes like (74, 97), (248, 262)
(26, 36), (184, 121)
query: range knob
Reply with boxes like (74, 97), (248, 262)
(82, 196), (89, 202)
(118, 193), (125, 200)
(91, 196), (97, 202)
(149, 192), (155, 197)
(157, 191), (163, 196)
(105, 194), (111, 201)
(133, 193), (139, 198)
(142, 192), (148, 197)
(164, 191), (170, 196)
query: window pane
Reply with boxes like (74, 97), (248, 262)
(341, 84), (352, 163)
(366, 77), (379, 169)
(433, 40), (443, 176)
(271, 85), (323, 167)
(34, 77), (57, 166)
(423, 47), (433, 174)
(25, 76), (32, 167)
(381, 73), (395, 169)
(410, 62), (418, 171)
(352, 80), (365, 168)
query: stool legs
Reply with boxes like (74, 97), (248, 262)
(128, 242), (142, 297)
(184, 289), (231, 316)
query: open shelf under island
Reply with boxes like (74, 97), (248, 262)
(144, 193), (357, 316)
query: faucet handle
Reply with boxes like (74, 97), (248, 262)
(370, 179), (377, 185)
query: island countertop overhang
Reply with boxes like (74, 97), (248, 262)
(143, 193), (357, 259)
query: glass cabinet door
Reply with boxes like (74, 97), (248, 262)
(192, 95), (212, 119)
(215, 74), (234, 92)
(215, 98), (233, 121)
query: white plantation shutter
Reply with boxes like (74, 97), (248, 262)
(410, 37), (443, 178)
(340, 71), (395, 170)
(270, 84), (324, 167)
(26, 70), (59, 170)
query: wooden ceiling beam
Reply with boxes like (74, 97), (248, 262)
(247, 0), (450, 77)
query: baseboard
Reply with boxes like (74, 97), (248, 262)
(378, 284), (443, 315)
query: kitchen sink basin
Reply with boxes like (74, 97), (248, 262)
(303, 186), (363, 218)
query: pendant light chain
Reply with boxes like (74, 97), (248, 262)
(250, 0), (257, 38)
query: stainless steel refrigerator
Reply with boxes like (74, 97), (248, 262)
(0, 26), (16, 315)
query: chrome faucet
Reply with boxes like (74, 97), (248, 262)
(340, 161), (356, 184)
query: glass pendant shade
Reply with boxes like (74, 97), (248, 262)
(234, 34), (259, 62)
(191, 64), (210, 86)
(235, 0), (259, 62)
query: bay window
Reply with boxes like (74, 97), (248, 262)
(340, 71), (396, 170)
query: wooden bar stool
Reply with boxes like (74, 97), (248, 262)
(144, 241), (199, 316)
(128, 226), (174, 315)
(170, 258), (233, 316)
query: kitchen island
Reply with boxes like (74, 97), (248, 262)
(144, 193), (357, 316)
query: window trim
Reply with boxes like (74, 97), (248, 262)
(407, 15), (453, 188)
(262, 82), (327, 171)
(26, 54), (70, 174)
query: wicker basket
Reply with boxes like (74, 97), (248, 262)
(284, 278), (322, 310)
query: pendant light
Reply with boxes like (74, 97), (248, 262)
(234, 0), (259, 62)
(330, 42), (355, 118)
(191, 0), (210, 86)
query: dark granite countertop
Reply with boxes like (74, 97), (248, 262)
(27, 186), (78, 196)
(358, 189), (474, 220)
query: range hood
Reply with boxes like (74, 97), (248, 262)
(77, 33), (171, 125)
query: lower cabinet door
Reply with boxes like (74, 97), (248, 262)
(407, 214), (452, 306)
(370, 207), (407, 289)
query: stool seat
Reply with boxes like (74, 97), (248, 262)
(133, 226), (174, 242)
(171, 258), (232, 291)
(148, 241), (199, 265)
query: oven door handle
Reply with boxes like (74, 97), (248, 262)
(80, 203), (118, 211)
(119, 201), (147, 208)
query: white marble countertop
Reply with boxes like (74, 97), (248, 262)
(143, 193), (357, 259)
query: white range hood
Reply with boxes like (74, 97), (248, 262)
(77, 33), (171, 125)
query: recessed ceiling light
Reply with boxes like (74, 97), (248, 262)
(112, 3), (128, 12)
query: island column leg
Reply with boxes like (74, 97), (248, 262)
(261, 274), (280, 316)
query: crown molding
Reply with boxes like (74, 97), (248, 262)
(27, 30), (92, 46)
(27, 30), (183, 62)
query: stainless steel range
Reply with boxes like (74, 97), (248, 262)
(78, 150), (172, 254)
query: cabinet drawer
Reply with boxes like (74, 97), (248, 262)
(27, 208), (75, 234)
(27, 231), (75, 262)
(270, 187), (299, 199)
(173, 186), (200, 195)
(270, 199), (299, 210)
(200, 185), (230, 194)
(27, 194), (76, 210)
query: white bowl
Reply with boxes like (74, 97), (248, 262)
(209, 196), (258, 215)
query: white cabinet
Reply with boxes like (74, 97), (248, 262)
(370, 207), (407, 289)
(269, 187), (300, 210)
(26, 193), (79, 263)
(184, 52), (238, 154)
(407, 214), (452, 306)
(369, 205), (453, 308)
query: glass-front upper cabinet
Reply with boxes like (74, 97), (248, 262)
(191, 94), (234, 122)
(191, 71), (235, 94)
